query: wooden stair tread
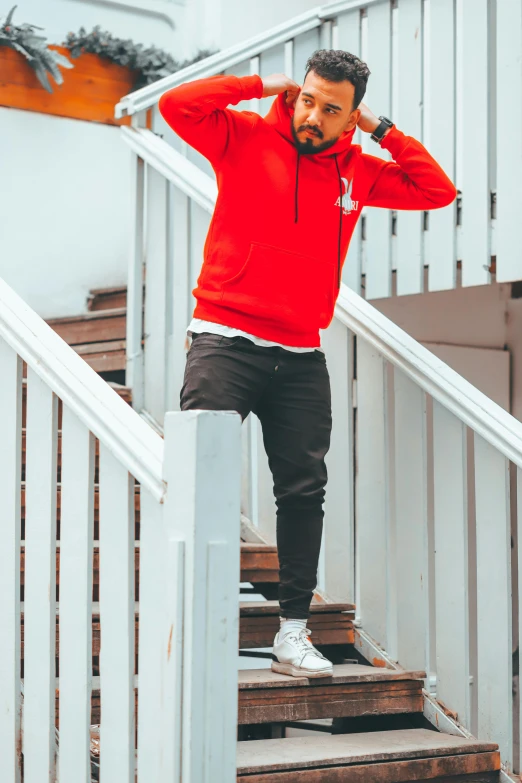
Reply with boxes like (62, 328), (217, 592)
(237, 667), (425, 725)
(18, 604), (355, 657)
(240, 601), (355, 616)
(240, 543), (278, 554)
(236, 729), (499, 775)
(89, 285), (127, 296)
(74, 339), (126, 356)
(87, 287), (136, 312)
(239, 602), (354, 648)
(46, 308), (127, 347)
(240, 543), (279, 583)
(238, 664), (426, 690)
(46, 307), (127, 326)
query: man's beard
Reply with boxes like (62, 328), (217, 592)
(291, 118), (339, 155)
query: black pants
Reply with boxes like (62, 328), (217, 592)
(180, 332), (332, 619)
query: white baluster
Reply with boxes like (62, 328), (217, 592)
(99, 447), (135, 781)
(249, 56), (261, 114)
(255, 414), (277, 543)
(292, 28), (321, 83)
(426, 0), (457, 292)
(259, 43), (286, 116)
(24, 370), (58, 783)
(518, 466), (522, 769)
(136, 489), (182, 783)
(167, 188), (190, 413)
(126, 154), (145, 412)
(496, 0), (522, 283)
(322, 320), (355, 603)
(189, 200), (211, 298)
(394, 369), (430, 673)
(144, 165), (169, 425)
(396, 0), (424, 296)
(320, 19), (333, 49)
(432, 401), (470, 726)
(284, 40), (293, 81)
(59, 408), (95, 782)
(0, 341), (22, 782)
(163, 410), (241, 783)
(364, 1), (393, 300)
(337, 8), (363, 294)
(356, 339), (390, 643)
(460, 0), (491, 288)
(474, 434), (512, 766)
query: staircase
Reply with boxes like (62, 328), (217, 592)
(46, 286), (129, 376)
(37, 285), (506, 780)
(5, 0), (522, 776)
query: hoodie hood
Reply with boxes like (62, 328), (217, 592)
(264, 91), (357, 157)
(265, 92), (358, 287)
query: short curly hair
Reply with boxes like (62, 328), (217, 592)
(305, 49), (371, 110)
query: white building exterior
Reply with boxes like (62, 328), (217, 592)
(1, 0), (522, 419)
(0, 0), (322, 318)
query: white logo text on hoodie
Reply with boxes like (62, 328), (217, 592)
(335, 177), (359, 215)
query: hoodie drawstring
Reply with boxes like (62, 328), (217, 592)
(334, 154), (343, 290)
(294, 150), (343, 290)
(294, 151), (301, 223)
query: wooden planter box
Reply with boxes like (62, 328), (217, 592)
(0, 45), (135, 125)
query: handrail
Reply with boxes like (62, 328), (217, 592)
(121, 127), (217, 211)
(0, 278), (165, 502)
(115, 0), (385, 118)
(336, 286), (522, 469)
(123, 127), (522, 470)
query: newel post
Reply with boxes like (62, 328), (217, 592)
(162, 409), (241, 783)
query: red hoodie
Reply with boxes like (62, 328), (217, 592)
(159, 74), (456, 347)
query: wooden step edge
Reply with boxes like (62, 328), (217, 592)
(89, 285), (128, 297)
(74, 339), (126, 356)
(236, 729), (500, 777)
(238, 664), (427, 690)
(240, 601), (356, 616)
(46, 307), (127, 326)
(240, 543), (278, 553)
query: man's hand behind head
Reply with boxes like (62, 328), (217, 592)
(261, 73), (300, 106)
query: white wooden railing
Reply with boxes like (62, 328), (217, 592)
(0, 277), (240, 782)
(116, 0), (522, 300)
(121, 124), (522, 776)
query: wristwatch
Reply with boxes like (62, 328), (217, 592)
(371, 116), (394, 143)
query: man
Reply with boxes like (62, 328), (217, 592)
(159, 50), (456, 678)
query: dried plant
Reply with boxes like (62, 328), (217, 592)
(64, 25), (216, 91)
(0, 5), (73, 92)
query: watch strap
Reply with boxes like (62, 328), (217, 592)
(371, 116), (394, 143)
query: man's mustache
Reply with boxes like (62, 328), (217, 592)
(298, 125), (323, 139)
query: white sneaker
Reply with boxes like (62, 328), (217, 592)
(271, 627), (334, 678)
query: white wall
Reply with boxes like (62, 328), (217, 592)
(2, 0), (181, 53)
(371, 282), (522, 420)
(0, 107), (133, 318)
(184, 0), (322, 58)
(0, 0), (181, 318)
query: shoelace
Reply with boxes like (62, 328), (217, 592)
(288, 628), (328, 663)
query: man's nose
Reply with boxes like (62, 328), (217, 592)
(306, 112), (322, 129)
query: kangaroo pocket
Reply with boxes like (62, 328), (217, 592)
(220, 242), (335, 330)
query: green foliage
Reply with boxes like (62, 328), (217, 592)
(0, 5), (73, 92)
(64, 26), (216, 91)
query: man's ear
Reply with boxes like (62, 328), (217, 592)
(345, 108), (361, 131)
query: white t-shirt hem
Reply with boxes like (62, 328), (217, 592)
(187, 318), (323, 354)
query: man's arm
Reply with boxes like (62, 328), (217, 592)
(359, 104), (457, 210)
(158, 74), (264, 167)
